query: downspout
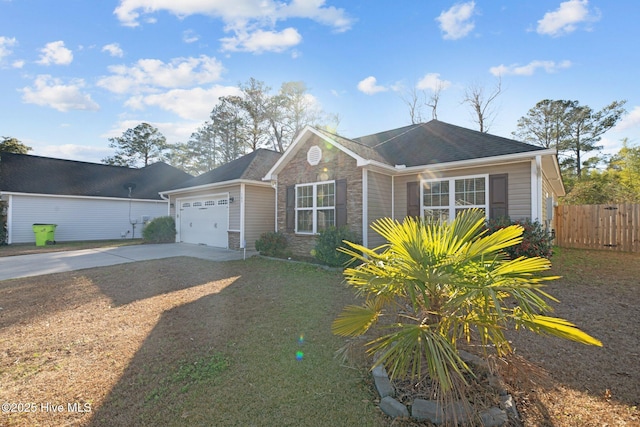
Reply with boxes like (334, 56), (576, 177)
(240, 183), (246, 249)
(362, 169), (368, 248)
(271, 179), (278, 232)
(6, 194), (12, 245)
(391, 175), (395, 220)
(159, 192), (170, 216)
(531, 156), (543, 221)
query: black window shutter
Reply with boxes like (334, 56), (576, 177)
(489, 174), (508, 220)
(286, 185), (295, 231)
(335, 179), (347, 228)
(406, 181), (420, 218)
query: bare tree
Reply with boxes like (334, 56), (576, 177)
(401, 86), (426, 124)
(426, 82), (444, 120)
(462, 77), (502, 133)
(401, 80), (446, 124)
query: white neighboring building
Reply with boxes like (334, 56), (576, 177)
(0, 153), (192, 244)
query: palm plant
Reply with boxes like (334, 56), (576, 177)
(332, 209), (601, 394)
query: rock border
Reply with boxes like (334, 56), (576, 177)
(373, 351), (519, 426)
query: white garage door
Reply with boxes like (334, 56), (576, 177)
(178, 197), (229, 247)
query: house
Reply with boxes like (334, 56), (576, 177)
(159, 148), (282, 250)
(263, 120), (565, 256)
(0, 152), (192, 244)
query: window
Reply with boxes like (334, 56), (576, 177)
(295, 181), (335, 234)
(422, 175), (488, 221)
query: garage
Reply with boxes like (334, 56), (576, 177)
(177, 196), (229, 247)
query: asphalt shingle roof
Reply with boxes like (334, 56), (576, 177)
(0, 152), (192, 200)
(173, 148), (282, 189)
(352, 120), (546, 167)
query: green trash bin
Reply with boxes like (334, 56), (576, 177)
(32, 224), (57, 246)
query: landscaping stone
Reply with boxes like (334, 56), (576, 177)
(480, 407), (509, 427)
(411, 399), (444, 424)
(372, 365), (395, 398)
(501, 394), (519, 420)
(371, 350), (520, 424)
(379, 396), (409, 418)
(443, 400), (474, 425)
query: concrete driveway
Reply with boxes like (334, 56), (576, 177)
(0, 244), (256, 281)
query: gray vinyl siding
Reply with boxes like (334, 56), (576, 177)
(7, 194), (167, 244)
(393, 161), (533, 221)
(244, 185), (276, 250)
(367, 170), (393, 248)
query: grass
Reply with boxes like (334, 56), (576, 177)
(0, 256), (386, 427)
(1, 245), (639, 426)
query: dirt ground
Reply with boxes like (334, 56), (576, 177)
(501, 248), (640, 426)
(0, 247), (638, 426)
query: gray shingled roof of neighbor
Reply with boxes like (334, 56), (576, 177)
(171, 148), (282, 190)
(352, 120), (546, 167)
(0, 152), (192, 200)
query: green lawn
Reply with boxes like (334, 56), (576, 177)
(85, 257), (386, 426)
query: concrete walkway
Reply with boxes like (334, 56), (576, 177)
(0, 244), (256, 281)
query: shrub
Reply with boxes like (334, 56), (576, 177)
(486, 217), (554, 259)
(255, 231), (290, 257)
(313, 226), (360, 267)
(0, 200), (6, 245)
(142, 216), (176, 243)
(332, 210), (601, 398)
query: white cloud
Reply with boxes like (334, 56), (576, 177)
(102, 43), (124, 57)
(220, 27), (302, 53)
(489, 60), (572, 76)
(125, 85), (242, 121)
(537, 0), (600, 37)
(21, 75), (100, 112)
(436, 1), (476, 40)
(97, 55), (225, 94)
(38, 144), (113, 163)
(12, 59), (24, 68)
(37, 41), (73, 65)
(0, 36), (17, 61)
(357, 76), (388, 95)
(615, 106), (640, 132)
(183, 29), (199, 43)
(104, 120), (205, 145)
(113, 0), (352, 53)
(416, 73), (452, 91)
(114, 0), (352, 30)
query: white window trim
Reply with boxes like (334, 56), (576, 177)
(421, 174), (489, 221)
(295, 180), (336, 235)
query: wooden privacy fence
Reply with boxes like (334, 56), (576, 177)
(554, 204), (640, 252)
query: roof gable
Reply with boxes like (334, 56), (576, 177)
(0, 152), (192, 200)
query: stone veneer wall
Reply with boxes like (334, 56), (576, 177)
(276, 136), (363, 256)
(228, 231), (241, 250)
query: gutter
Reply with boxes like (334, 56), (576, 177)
(360, 148), (558, 175)
(159, 178), (272, 197)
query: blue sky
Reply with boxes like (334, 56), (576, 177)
(1, 0), (638, 164)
